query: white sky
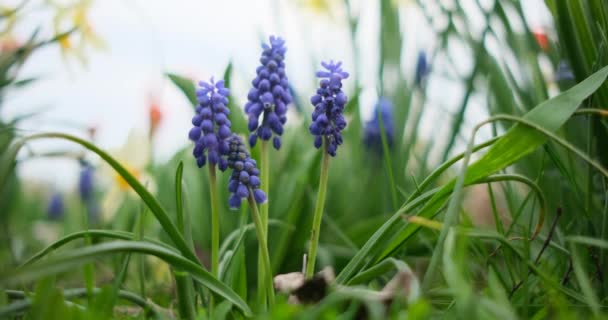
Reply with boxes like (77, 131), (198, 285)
(2, 0), (551, 190)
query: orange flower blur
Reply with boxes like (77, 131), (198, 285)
(533, 29), (549, 52)
(148, 97), (163, 137)
(0, 38), (20, 52)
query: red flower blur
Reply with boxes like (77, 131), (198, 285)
(148, 96), (163, 138)
(533, 29), (549, 52)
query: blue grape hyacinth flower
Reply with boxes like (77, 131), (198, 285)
(226, 135), (267, 209)
(245, 35), (292, 150)
(556, 60), (575, 82)
(47, 193), (64, 220)
(415, 51), (430, 87)
(78, 162), (95, 202)
(309, 60), (349, 157)
(188, 78), (232, 170)
(364, 98), (394, 152)
(78, 161), (99, 222)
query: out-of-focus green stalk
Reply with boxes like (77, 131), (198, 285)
(402, 89), (427, 180)
(440, 28), (487, 163)
(376, 104), (398, 210)
(248, 191), (275, 307)
(306, 146), (331, 278)
(174, 271), (196, 320)
(81, 202), (94, 301)
(136, 206), (146, 301)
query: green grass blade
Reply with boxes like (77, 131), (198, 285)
(338, 65), (608, 282)
(222, 61), (233, 88)
(379, 66), (608, 264)
(175, 161), (185, 232)
(568, 243), (601, 316)
(21, 229), (177, 267)
(567, 235), (608, 249)
(1, 241), (252, 316)
(222, 62), (247, 134)
(166, 73), (197, 107)
(334, 136), (499, 284)
(1, 288), (160, 318)
(135, 205), (147, 301)
(174, 161), (197, 319)
(347, 257), (414, 286)
(377, 104), (398, 210)
(0, 132), (201, 266)
(462, 229), (584, 303)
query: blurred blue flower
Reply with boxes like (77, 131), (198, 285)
(415, 51), (430, 87)
(78, 161), (99, 223)
(78, 162), (95, 202)
(226, 135), (266, 209)
(556, 60), (574, 82)
(309, 60), (349, 157)
(47, 193), (64, 220)
(245, 35), (292, 150)
(189, 78), (232, 170)
(364, 98), (394, 152)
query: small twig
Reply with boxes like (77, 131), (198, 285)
(588, 247), (604, 285)
(509, 208), (562, 298)
(534, 208), (562, 264)
(509, 281), (523, 297)
(561, 260), (573, 285)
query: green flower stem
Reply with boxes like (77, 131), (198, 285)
(260, 140), (270, 236)
(208, 165), (220, 278)
(81, 202), (94, 301)
(306, 146), (331, 278)
(136, 208), (147, 302)
(174, 164), (195, 319)
(174, 271), (196, 320)
(258, 140), (270, 307)
(208, 165), (221, 311)
(247, 191), (275, 307)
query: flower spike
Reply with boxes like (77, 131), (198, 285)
(188, 78), (232, 170)
(245, 35), (292, 149)
(226, 135), (267, 209)
(309, 60), (349, 156)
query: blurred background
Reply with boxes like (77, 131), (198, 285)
(4, 0), (550, 188)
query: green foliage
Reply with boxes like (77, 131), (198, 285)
(2, 0), (608, 319)
(166, 73), (198, 107)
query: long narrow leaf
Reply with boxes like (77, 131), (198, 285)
(166, 73), (197, 107)
(1, 241), (252, 316)
(379, 66), (608, 263)
(0, 133), (200, 265)
(337, 65), (608, 284)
